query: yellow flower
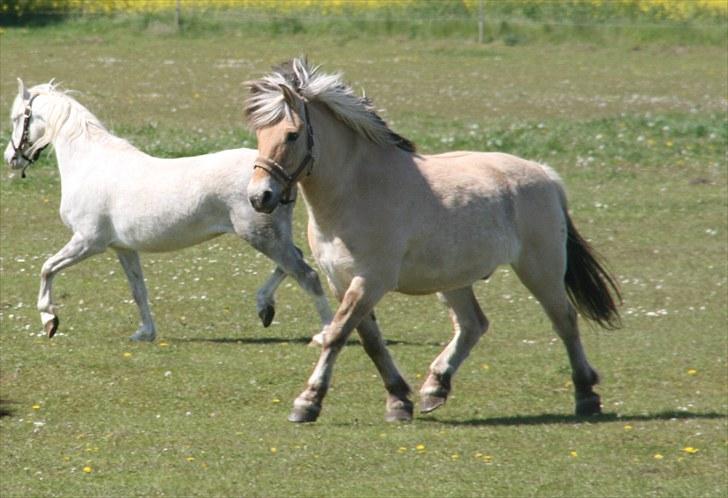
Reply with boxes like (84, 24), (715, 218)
(186, 456), (195, 462)
(682, 447), (699, 454)
(687, 368), (697, 375)
(270, 447), (277, 454)
(624, 424), (633, 431)
(159, 341), (169, 347)
(397, 447), (407, 453)
(451, 453), (460, 460)
(123, 352), (132, 358)
(569, 450), (578, 458)
(271, 398), (281, 404)
(83, 466), (93, 473)
(32, 404), (41, 410)
(415, 444), (426, 451)
(654, 453), (664, 460)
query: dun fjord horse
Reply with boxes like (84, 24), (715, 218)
(245, 58), (621, 422)
(4, 80), (331, 342)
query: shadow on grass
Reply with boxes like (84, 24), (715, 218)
(422, 410), (727, 427)
(173, 336), (313, 345)
(169, 336), (439, 347)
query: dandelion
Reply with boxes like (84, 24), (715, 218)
(654, 453), (664, 460)
(481, 364), (490, 370)
(682, 447), (699, 454)
(624, 424), (633, 431)
(397, 447), (407, 453)
(159, 341), (169, 347)
(569, 450), (578, 458)
(82, 466), (93, 473)
(415, 444), (426, 452)
(123, 352), (132, 358)
(271, 398), (281, 404)
(687, 368), (698, 376)
(270, 447), (277, 454)
(32, 404), (41, 410)
(451, 453), (460, 460)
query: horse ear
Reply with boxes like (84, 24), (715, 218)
(279, 84), (300, 109)
(17, 78), (30, 100)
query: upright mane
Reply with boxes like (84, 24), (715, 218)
(245, 57), (415, 153)
(21, 81), (124, 153)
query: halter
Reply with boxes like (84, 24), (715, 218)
(253, 103), (315, 205)
(11, 94), (48, 178)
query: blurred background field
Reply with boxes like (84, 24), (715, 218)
(0, 1), (726, 497)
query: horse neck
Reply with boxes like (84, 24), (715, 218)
(45, 97), (134, 178)
(298, 106), (365, 222)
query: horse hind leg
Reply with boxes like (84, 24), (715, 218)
(420, 286), (489, 414)
(116, 249), (156, 342)
(255, 266), (287, 327)
(512, 249), (601, 416)
(259, 243), (332, 344)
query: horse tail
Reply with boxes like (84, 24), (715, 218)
(564, 211), (622, 329)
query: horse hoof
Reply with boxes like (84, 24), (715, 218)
(45, 316), (59, 338)
(259, 305), (275, 328)
(129, 329), (155, 342)
(308, 331), (325, 347)
(420, 394), (447, 414)
(575, 395), (602, 416)
(288, 404), (321, 423)
(385, 399), (413, 422)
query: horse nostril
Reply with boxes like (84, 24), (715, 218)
(261, 190), (273, 205)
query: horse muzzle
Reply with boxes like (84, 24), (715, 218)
(249, 188), (280, 213)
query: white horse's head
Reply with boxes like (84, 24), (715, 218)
(4, 78), (54, 174)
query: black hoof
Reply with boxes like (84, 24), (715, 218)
(420, 394), (447, 414)
(575, 395), (602, 416)
(288, 403), (321, 423)
(385, 399), (413, 422)
(45, 316), (59, 339)
(258, 305), (275, 328)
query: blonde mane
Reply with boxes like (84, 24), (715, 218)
(245, 58), (415, 152)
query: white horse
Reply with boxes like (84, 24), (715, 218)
(4, 79), (332, 342)
(245, 58), (621, 423)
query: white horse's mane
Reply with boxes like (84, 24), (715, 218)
(21, 81), (129, 153)
(245, 57), (415, 152)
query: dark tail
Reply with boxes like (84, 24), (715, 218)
(564, 213), (622, 329)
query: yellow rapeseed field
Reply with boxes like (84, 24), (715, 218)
(4, 0), (727, 20)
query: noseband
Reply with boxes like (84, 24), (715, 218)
(253, 103), (315, 205)
(11, 94), (48, 178)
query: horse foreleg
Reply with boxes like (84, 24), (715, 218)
(115, 249), (156, 342)
(289, 276), (383, 423)
(356, 314), (413, 422)
(37, 234), (104, 338)
(420, 287), (489, 414)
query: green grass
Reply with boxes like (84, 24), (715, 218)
(0, 24), (726, 497)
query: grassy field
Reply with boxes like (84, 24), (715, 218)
(0, 18), (726, 498)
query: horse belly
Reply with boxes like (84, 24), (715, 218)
(112, 215), (232, 252)
(396, 229), (518, 295)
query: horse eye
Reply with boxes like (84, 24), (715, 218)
(285, 132), (299, 143)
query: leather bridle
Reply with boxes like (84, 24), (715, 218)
(11, 94), (48, 178)
(253, 103), (315, 205)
